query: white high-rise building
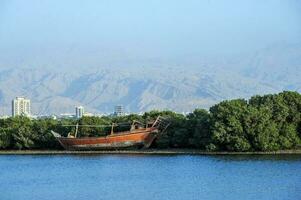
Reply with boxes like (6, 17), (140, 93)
(75, 106), (84, 119)
(114, 105), (124, 116)
(12, 97), (31, 117)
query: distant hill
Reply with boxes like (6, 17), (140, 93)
(241, 43), (301, 91)
(0, 44), (300, 115)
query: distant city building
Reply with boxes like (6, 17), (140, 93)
(114, 105), (124, 116)
(58, 113), (75, 119)
(83, 112), (94, 117)
(75, 106), (84, 119)
(37, 115), (57, 120)
(0, 115), (10, 119)
(12, 97), (31, 117)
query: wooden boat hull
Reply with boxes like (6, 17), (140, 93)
(52, 128), (158, 150)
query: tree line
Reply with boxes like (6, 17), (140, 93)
(0, 91), (300, 151)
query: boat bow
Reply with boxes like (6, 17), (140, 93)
(51, 130), (62, 138)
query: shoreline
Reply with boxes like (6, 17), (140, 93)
(1, 149), (301, 155)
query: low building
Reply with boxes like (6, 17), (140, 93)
(58, 113), (75, 119)
(83, 112), (94, 117)
(37, 115), (57, 120)
(0, 115), (10, 119)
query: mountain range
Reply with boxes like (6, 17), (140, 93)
(0, 43), (300, 115)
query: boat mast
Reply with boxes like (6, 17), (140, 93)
(110, 123), (115, 135)
(74, 123), (79, 138)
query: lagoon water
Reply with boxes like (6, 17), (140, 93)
(0, 154), (301, 200)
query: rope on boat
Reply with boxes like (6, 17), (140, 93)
(61, 124), (130, 127)
(61, 122), (145, 128)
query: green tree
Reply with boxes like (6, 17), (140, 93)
(9, 117), (35, 150)
(32, 119), (61, 149)
(187, 109), (211, 149)
(209, 99), (251, 151)
(248, 91), (301, 150)
(146, 110), (187, 148)
(278, 123), (300, 149)
(244, 106), (279, 151)
(0, 128), (12, 149)
(78, 116), (112, 137)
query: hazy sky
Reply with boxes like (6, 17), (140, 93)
(0, 0), (300, 68)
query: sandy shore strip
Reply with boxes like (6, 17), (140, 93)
(1, 149), (301, 155)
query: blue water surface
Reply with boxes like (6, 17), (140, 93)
(0, 154), (301, 200)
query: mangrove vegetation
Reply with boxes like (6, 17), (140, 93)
(0, 91), (300, 152)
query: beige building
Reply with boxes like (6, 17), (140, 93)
(12, 97), (31, 117)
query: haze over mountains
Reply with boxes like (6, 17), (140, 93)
(0, 43), (300, 115)
(0, 1), (300, 115)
